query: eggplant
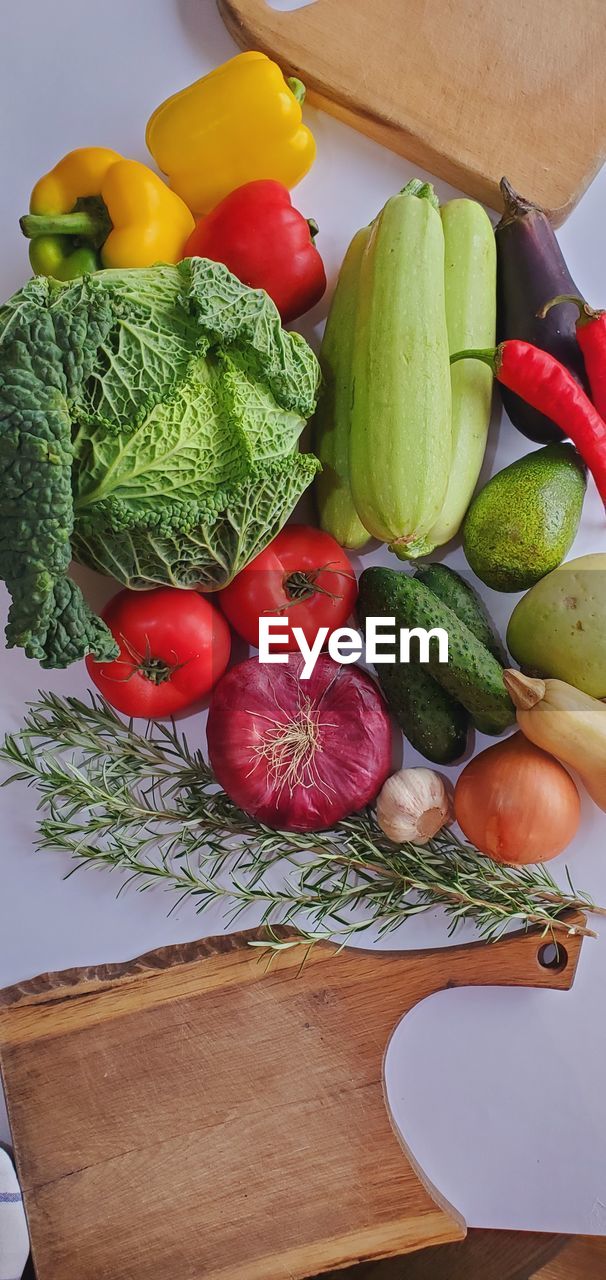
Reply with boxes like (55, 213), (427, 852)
(496, 177), (588, 443)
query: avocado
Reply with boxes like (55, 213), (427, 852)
(462, 444), (586, 592)
(507, 552), (606, 696)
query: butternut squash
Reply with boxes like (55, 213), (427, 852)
(503, 668), (606, 812)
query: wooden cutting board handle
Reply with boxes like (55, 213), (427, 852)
(217, 0), (606, 224)
(0, 913), (586, 1280)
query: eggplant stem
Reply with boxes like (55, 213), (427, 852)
(498, 178), (529, 224)
(497, 176), (550, 229)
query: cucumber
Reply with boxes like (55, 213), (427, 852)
(373, 662), (468, 764)
(359, 567), (515, 733)
(414, 563), (506, 664)
(349, 182), (452, 555)
(422, 199), (496, 553)
(357, 579), (468, 763)
(313, 226), (371, 550)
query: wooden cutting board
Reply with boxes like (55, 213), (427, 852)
(217, 0), (606, 225)
(0, 917), (585, 1280)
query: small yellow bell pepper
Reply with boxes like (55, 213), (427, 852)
(146, 51), (316, 216)
(20, 146), (195, 279)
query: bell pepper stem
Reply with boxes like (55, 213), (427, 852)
(287, 76), (306, 104)
(450, 347), (498, 372)
(538, 294), (604, 326)
(20, 208), (111, 245)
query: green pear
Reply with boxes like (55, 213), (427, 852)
(507, 552), (606, 697)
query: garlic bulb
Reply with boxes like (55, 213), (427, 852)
(376, 767), (451, 843)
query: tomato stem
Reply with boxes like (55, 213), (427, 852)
(284, 570), (320, 602)
(282, 562), (355, 607)
(116, 633), (190, 685)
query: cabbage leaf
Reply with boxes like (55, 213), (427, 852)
(0, 259), (320, 667)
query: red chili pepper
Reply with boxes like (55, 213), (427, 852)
(451, 340), (606, 505)
(540, 294), (606, 422)
(183, 179), (326, 323)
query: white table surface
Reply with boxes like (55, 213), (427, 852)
(1, 0), (606, 1239)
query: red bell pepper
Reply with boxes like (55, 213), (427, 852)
(183, 179), (326, 323)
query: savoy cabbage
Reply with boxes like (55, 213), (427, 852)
(0, 258), (321, 668)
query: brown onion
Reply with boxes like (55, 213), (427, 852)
(207, 653), (392, 832)
(454, 733), (580, 864)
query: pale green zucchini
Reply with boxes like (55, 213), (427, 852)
(313, 225), (371, 550)
(423, 198), (496, 551)
(349, 182), (451, 555)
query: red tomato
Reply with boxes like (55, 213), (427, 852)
(86, 587), (231, 718)
(219, 526), (357, 650)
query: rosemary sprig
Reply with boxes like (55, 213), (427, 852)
(1, 691), (602, 946)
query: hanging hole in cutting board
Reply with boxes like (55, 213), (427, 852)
(537, 942), (568, 973)
(265, 0), (317, 11)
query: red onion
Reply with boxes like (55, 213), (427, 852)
(207, 653), (392, 832)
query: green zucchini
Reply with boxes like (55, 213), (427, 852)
(349, 182), (452, 555)
(414, 563), (506, 664)
(422, 199), (496, 553)
(357, 575), (468, 763)
(359, 567), (514, 733)
(313, 226), (371, 550)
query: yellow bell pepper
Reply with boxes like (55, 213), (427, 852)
(146, 51), (316, 216)
(20, 146), (195, 279)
